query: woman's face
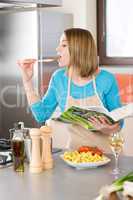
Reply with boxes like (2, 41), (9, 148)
(56, 33), (70, 67)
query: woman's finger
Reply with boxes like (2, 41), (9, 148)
(97, 115), (112, 125)
(17, 59), (37, 66)
(88, 116), (105, 125)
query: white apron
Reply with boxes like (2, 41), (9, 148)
(49, 73), (111, 153)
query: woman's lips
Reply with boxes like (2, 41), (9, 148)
(57, 55), (62, 62)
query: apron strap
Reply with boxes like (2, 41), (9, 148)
(65, 68), (72, 110)
(92, 76), (106, 108)
(92, 76), (100, 101)
(66, 72), (105, 110)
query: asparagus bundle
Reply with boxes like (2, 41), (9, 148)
(53, 106), (115, 130)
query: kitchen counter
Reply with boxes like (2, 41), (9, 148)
(0, 154), (133, 200)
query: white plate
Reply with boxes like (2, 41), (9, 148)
(60, 155), (111, 169)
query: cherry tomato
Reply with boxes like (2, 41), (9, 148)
(78, 146), (92, 153)
(78, 146), (103, 156)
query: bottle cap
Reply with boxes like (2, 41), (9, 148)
(13, 123), (21, 130)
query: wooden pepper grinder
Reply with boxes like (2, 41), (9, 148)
(40, 125), (53, 170)
(29, 128), (43, 173)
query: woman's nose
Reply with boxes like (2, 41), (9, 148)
(56, 46), (59, 52)
(56, 44), (62, 52)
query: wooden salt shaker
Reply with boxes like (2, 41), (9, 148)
(29, 128), (43, 173)
(40, 125), (53, 170)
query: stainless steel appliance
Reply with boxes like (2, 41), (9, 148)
(0, 0), (61, 5)
(0, 0), (62, 8)
(0, 0), (62, 13)
(0, 7), (73, 138)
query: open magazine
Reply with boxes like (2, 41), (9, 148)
(52, 103), (133, 131)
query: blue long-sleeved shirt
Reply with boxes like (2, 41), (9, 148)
(30, 68), (123, 124)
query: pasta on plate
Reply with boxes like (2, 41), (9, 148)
(60, 149), (111, 169)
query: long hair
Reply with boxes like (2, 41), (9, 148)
(64, 28), (98, 77)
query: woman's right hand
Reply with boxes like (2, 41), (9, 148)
(17, 58), (36, 82)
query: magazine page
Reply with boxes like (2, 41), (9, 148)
(83, 106), (109, 115)
(109, 103), (133, 122)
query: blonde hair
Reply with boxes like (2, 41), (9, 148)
(64, 28), (98, 77)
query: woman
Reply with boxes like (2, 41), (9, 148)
(18, 28), (122, 151)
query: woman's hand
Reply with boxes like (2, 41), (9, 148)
(17, 59), (36, 82)
(88, 115), (121, 135)
(17, 59), (40, 105)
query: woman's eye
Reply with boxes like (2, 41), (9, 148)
(62, 44), (67, 47)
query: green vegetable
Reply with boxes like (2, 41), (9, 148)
(113, 171), (133, 191)
(58, 106), (94, 130)
(95, 171), (133, 200)
(52, 106), (115, 131)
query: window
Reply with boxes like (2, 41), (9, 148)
(97, 0), (133, 65)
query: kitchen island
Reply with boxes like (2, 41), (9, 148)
(0, 154), (133, 200)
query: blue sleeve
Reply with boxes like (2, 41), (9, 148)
(104, 75), (124, 128)
(105, 76), (121, 111)
(30, 74), (58, 123)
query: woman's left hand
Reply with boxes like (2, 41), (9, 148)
(88, 115), (120, 135)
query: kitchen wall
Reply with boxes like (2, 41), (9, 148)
(61, 0), (97, 41)
(49, 0), (97, 40)
(61, 0), (88, 29)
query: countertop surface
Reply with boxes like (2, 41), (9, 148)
(0, 153), (133, 200)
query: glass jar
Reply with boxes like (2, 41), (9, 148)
(11, 129), (25, 172)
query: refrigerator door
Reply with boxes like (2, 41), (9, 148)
(0, 11), (38, 138)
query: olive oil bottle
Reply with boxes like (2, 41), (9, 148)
(11, 124), (25, 172)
